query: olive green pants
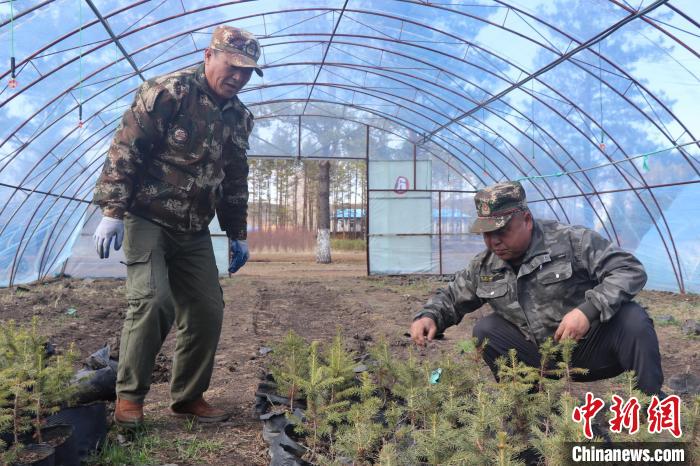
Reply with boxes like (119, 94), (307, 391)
(117, 214), (224, 407)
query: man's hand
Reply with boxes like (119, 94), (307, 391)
(410, 316), (437, 347)
(229, 239), (249, 273)
(93, 216), (124, 259)
(554, 308), (590, 342)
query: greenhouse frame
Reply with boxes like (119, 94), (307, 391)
(1, 0), (699, 292)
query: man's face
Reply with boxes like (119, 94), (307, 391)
(482, 211), (533, 262)
(204, 49), (253, 100)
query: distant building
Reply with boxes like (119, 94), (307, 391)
(432, 207), (472, 234)
(334, 208), (365, 233)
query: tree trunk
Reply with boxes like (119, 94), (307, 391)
(316, 160), (332, 263)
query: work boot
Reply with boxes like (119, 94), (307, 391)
(114, 398), (144, 428)
(171, 397), (230, 423)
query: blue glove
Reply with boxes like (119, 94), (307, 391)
(229, 239), (249, 273)
(93, 216), (124, 259)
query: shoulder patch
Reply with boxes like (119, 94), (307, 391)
(140, 84), (166, 113)
(140, 74), (191, 113)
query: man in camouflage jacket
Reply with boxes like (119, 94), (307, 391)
(92, 26), (263, 427)
(410, 181), (664, 395)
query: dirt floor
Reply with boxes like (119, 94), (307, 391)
(0, 251), (698, 465)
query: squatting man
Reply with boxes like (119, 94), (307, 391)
(410, 181), (664, 395)
(92, 26), (261, 427)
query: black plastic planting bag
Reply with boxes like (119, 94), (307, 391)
(71, 345), (118, 404)
(46, 403), (107, 463)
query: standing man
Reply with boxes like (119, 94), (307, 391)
(92, 26), (262, 427)
(410, 181), (664, 395)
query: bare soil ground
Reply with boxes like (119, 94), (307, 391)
(0, 251), (698, 465)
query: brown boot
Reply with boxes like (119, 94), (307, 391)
(114, 398), (144, 428)
(171, 397), (230, 423)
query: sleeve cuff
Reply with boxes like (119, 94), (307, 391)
(578, 301), (600, 323)
(226, 229), (247, 241)
(102, 206), (125, 219)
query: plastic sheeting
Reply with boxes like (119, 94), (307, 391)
(1, 1), (700, 292)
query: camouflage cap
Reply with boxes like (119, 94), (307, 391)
(469, 181), (527, 234)
(209, 26), (263, 77)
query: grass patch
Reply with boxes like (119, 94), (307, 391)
(331, 238), (366, 251)
(86, 423), (226, 465)
(173, 435), (225, 461)
(87, 428), (162, 465)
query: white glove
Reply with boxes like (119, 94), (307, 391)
(93, 216), (124, 259)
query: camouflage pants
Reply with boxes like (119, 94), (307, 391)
(117, 213), (224, 406)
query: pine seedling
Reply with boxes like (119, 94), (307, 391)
(410, 411), (463, 465)
(495, 349), (540, 447)
(269, 330), (309, 411)
(458, 336), (489, 371)
(333, 394), (384, 464)
(536, 338), (559, 392)
(458, 383), (503, 464)
(390, 348), (429, 427)
(492, 431), (525, 466)
(530, 390), (591, 465)
(549, 338), (588, 394)
(323, 329), (357, 406)
(294, 341), (346, 451)
(30, 341), (78, 442)
(1, 320), (35, 446)
(369, 337), (396, 398)
(376, 440), (400, 466)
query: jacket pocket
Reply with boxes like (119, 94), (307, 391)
(537, 260), (572, 285)
(476, 282), (509, 299)
(121, 251), (154, 300)
(147, 159), (198, 195)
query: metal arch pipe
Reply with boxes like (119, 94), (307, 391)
(0, 0), (57, 28)
(294, 82), (573, 222)
(424, 0), (670, 135)
(84, 0), (146, 82)
(274, 30), (689, 289)
(0, 85), (491, 262)
(0, 4), (692, 289)
(16, 153), (109, 285)
(0, 55), (497, 210)
(515, 78), (685, 291)
(31, 155), (108, 284)
(608, 0), (699, 60)
(6, 126), (118, 285)
(0, 32), (600, 217)
(487, 0), (700, 160)
(0, 84), (134, 227)
(2, 29), (690, 216)
(302, 0), (349, 114)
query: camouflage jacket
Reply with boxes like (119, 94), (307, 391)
(93, 64), (252, 239)
(416, 219), (647, 344)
